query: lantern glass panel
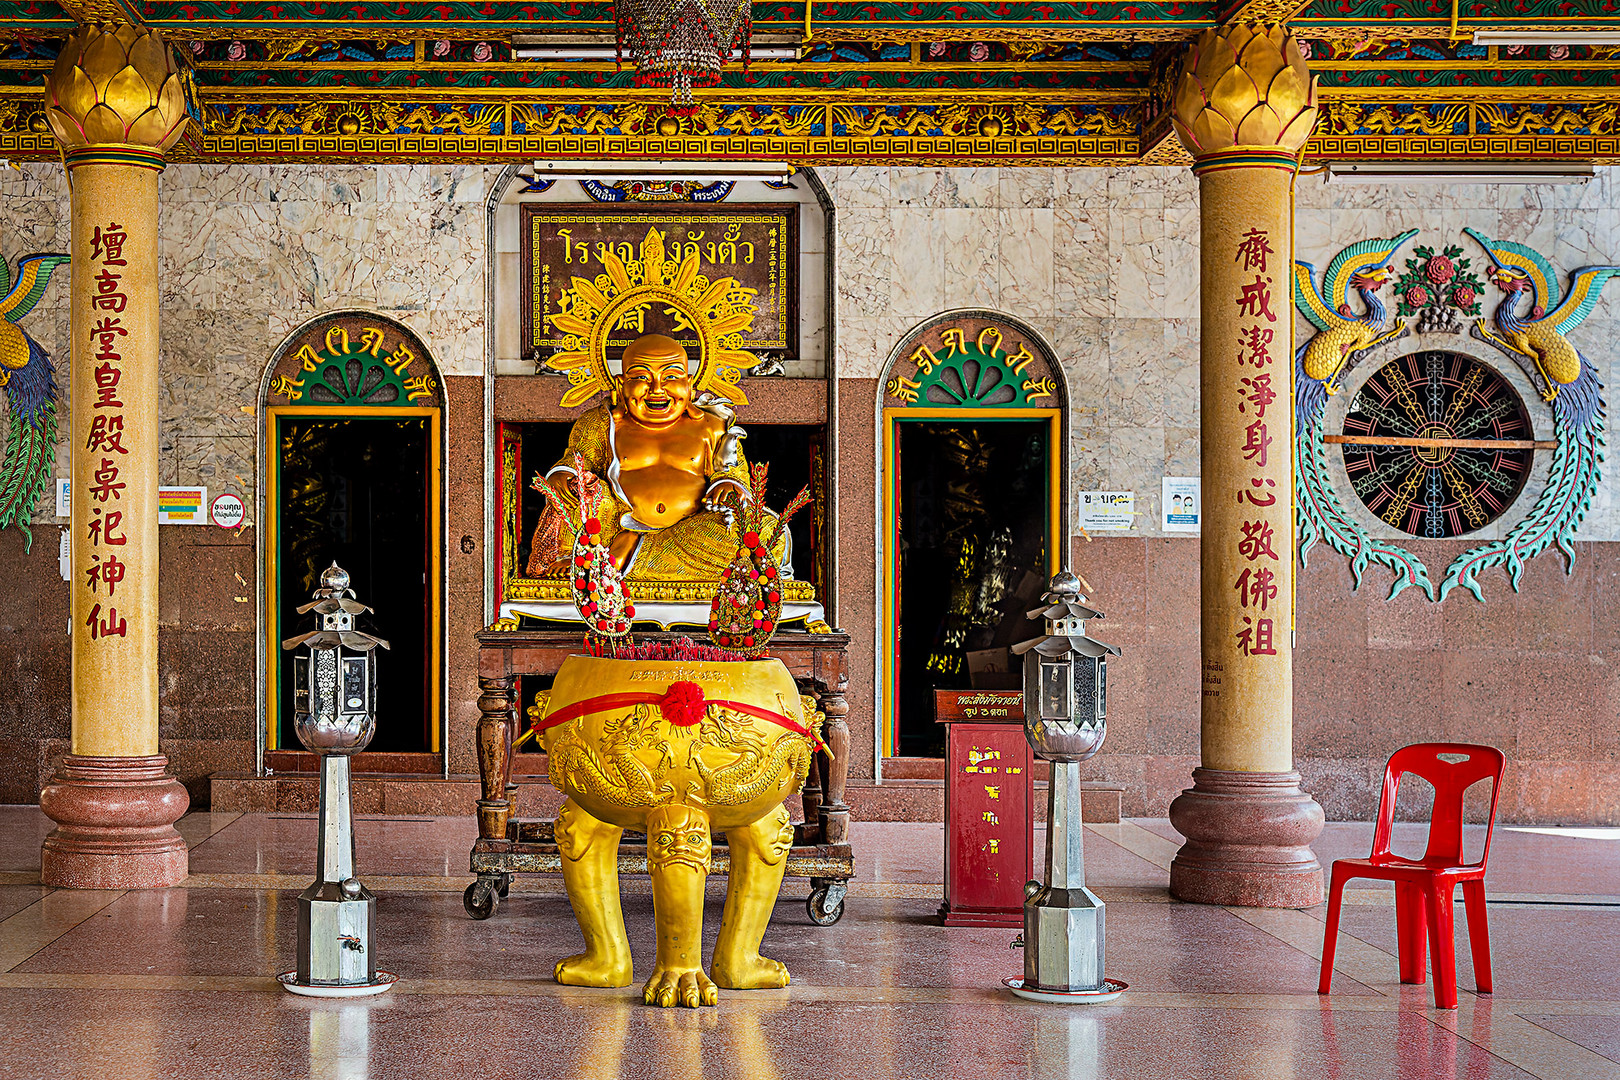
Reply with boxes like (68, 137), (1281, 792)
(1039, 660), (1071, 720)
(1073, 656), (1097, 722)
(343, 656), (369, 714)
(1097, 656), (1107, 721)
(314, 649), (340, 718)
(293, 654), (309, 714)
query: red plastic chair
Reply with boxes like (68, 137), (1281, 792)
(1318, 742), (1505, 1010)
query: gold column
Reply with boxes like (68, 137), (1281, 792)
(1166, 24), (1325, 907)
(37, 24), (192, 889)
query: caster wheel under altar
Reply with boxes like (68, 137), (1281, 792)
(464, 879), (498, 920)
(806, 884), (846, 926)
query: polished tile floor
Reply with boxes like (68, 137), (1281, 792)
(0, 807), (1616, 1079)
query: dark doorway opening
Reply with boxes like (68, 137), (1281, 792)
(893, 420), (1051, 757)
(274, 415), (434, 755)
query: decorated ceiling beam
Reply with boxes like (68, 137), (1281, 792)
(8, 1), (1620, 41)
(0, 17), (1618, 165)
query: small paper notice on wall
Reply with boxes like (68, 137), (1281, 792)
(1162, 477), (1201, 533)
(1078, 491), (1135, 531)
(158, 486), (209, 525)
(55, 479), (69, 519)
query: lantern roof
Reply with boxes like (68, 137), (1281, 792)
(1011, 570), (1121, 659)
(281, 629), (392, 652)
(281, 562), (392, 652)
(1014, 634), (1119, 659)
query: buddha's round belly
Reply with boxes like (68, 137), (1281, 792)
(616, 465), (705, 528)
(539, 655), (813, 831)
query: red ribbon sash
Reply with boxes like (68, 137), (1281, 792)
(532, 682), (820, 747)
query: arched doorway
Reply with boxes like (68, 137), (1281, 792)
(879, 312), (1069, 763)
(258, 312), (446, 768)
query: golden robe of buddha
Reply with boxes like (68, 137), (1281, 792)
(529, 334), (788, 581)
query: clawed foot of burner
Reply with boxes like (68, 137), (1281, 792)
(642, 966), (718, 1008)
(555, 950), (633, 988)
(711, 952), (789, 990)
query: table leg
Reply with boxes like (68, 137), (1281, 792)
(818, 686), (851, 845)
(801, 685), (824, 835)
(477, 674), (516, 840)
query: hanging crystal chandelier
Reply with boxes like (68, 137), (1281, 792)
(615, 0), (752, 115)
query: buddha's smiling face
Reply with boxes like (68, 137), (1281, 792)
(618, 335), (693, 427)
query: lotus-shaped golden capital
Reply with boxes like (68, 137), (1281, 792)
(44, 24), (190, 153)
(1171, 24), (1317, 159)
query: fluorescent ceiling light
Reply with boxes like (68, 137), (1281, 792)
(514, 45), (797, 60)
(1326, 162), (1594, 185)
(1472, 30), (1620, 45)
(531, 160), (794, 182)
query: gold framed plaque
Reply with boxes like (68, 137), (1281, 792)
(521, 203), (799, 362)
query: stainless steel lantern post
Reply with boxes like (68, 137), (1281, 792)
(1006, 570), (1126, 1004)
(278, 563), (396, 997)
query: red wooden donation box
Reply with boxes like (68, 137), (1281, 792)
(936, 689), (1035, 927)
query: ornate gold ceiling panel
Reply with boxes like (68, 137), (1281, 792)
(0, 6), (1618, 165)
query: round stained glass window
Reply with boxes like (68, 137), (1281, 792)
(1338, 351), (1537, 538)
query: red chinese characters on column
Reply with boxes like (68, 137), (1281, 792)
(1230, 227), (1285, 661)
(1235, 228), (1274, 274)
(82, 222), (134, 643)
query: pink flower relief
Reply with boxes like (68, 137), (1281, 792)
(433, 39), (451, 58)
(1452, 285), (1476, 308)
(969, 42), (989, 62)
(1549, 44), (1570, 60)
(227, 41), (246, 61)
(1405, 285), (1431, 308)
(473, 42), (493, 61)
(1425, 254), (1455, 285)
(1297, 40), (1313, 60)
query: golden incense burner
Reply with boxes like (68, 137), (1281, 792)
(533, 652), (822, 1007)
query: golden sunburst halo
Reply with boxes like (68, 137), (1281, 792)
(547, 226), (764, 409)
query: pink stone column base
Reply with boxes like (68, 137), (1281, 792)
(1168, 767), (1324, 908)
(39, 754), (189, 889)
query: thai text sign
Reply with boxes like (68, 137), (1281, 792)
(937, 690), (1034, 927)
(523, 204), (798, 357)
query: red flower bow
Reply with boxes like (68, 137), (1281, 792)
(660, 681), (708, 727)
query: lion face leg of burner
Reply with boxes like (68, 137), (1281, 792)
(553, 799), (633, 988)
(711, 803), (794, 990)
(643, 803), (719, 1008)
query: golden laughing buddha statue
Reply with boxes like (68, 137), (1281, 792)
(528, 333), (788, 581)
(500, 226), (824, 630)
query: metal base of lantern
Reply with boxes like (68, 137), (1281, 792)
(279, 971), (397, 997)
(1023, 883), (1108, 993)
(296, 878), (379, 985)
(290, 754), (386, 989)
(1004, 977), (1127, 1004)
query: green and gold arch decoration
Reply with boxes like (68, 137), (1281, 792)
(883, 323), (1061, 409)
(263, 312), (443, 409)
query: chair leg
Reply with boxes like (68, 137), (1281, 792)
(1462, 880), (1492, 995)
(1425, 880), (1458, 1009)
(1319, 868), (1349, 995)
(1395, 882), (1427, 985)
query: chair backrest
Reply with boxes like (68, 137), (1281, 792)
(1370, 742), (1506, 868)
